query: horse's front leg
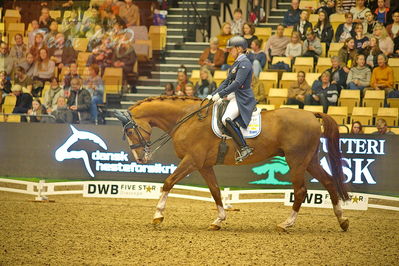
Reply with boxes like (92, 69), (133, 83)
(199, 167), (226, 230)
(152, 156), (196, 225)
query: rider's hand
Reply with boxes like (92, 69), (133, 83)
(212, 94), (220, 102)
(206, 95), (212, 100)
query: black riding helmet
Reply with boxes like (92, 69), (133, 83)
(226, 36), (248, 50)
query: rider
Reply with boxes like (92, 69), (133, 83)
(207, 36), (256, 162)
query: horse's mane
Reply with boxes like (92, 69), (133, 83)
(128, 96), (203, 111)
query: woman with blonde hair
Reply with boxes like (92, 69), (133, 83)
(216, 22), (233, 51)
(365, 36), (383, 67)
(194, 66), (216, 99)
(373, 23), (394, 55)
(338, 37), (357, 73)
(29, 33), (46, 59)
(285, 31), (303, 60)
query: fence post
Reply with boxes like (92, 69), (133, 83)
(35, 180), (48, 201)
(222, 187), (233, 209)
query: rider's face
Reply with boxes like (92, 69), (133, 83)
(229, 47), (240, 59)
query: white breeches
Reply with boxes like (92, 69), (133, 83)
(221, 93), (239, 125)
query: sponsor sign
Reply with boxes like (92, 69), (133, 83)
(83, 181), (162, 199)
(284, 190), (369, 210)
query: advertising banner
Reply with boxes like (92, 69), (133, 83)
(83, 181), (162, 199)
(0, 123), (398, 195)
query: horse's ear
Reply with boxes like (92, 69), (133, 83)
(114, 110), (129, 125)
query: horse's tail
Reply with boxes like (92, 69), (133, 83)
(314, 112), (349, 201)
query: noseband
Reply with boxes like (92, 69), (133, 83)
(121, 115), (151, 151)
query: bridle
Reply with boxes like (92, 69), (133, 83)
(115, 99), (213, 160)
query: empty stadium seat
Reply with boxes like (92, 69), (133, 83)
(328, 42), (344, 57)
(304, 105), (323, 113)
(72, 38), (89, 52)
(309, 14), (319, 27)
(338, 90), (360, 114)
(271, 56), (291, 71)
(390, 128), (399, 134)
(305, 73), (321, 87)
(103, 67), (123, 94)
(77, 52), (91, 67)
(363, 127), (376, 134)
(0, 23), (4, 36)
(362, 90), (385, 115)
(330, 13), (345, 33)
(267, 88), (288, 108)
(49, 10), (61, 20)
(7, 22), (25, 44)
(257, 104), (275, 111)
(2, 95), (17, 114)
(316, 57), (332, 73)
(338, 125), (350, 134)
(376, 108), (398, 126)
(293, 57), (314, 73)
(280, 105), (299, 109)
(327, 106), (348, 125)
(280, 72), (297, 88)
(132, 26), (152, 61)
(388, 58), (399, 88)
(259, 71), (278, 96)
(387, 98), (399, 108)
(4, 9), (21, 30)
(149, 25), (167, 50)
(351, 107), (373, 125)
(255, 27), (272, 45)
(299, 0), (319, 11)
(283, 27), (293, 37)
(213, 70), (227, 87)
(190, 70), (200, 85)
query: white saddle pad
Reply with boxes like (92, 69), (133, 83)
(211, 102), (262, 139)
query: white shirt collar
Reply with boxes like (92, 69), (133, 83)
(235, 53), (246, 62)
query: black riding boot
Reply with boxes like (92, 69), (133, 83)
(225, 118), (254, 163)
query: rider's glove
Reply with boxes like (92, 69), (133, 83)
(206, 95), (212, 100)
(212, 94), (221, 102)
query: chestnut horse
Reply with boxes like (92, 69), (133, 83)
(115, 96), (349, 231)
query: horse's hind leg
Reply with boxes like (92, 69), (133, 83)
(152, 156), (196, 225)
(306, 153), (349, 231)
(199, 167), (226, 231)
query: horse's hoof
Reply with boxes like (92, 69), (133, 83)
(208, 224), (221, 231)
(339, 217), (349, 231)
(152, 217), (164, 225)
(276, 223), (288, 232)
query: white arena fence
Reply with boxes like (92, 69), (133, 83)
(0, 178), (398, 212)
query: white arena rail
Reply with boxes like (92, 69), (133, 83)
(0, 178), (398, 211)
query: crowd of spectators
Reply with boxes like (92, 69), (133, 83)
(0, 0), (152, 124)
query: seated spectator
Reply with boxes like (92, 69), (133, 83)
(231, 8), (245, 35)
(374, 0), (389, 24)
(174, 66), (188, 95)
(112, 34), (137, 84)
(346, 54), (371, 90)
(342, 0), (356, 13)
(162, 83), (175, 96)
(354, 23), (370, 53)
(247, 39), (266, 77)
(87, 24), (106, 52)
(83, 64), (104, 124)
(0, 71), (12, 98)
(305, 71), (339, 113)
(44, 21), (59, 48)
(194, 67), (216, 99)
(249, 0), (266, 25)
(28, 99), (47, 122)
(350, 121), (364, 134)
(183, 82), (196, 97)
(51, 96), (74, 123)
(351, 0), (371, 23)
(369, 53), (394, 94)
(335, 12), (356, 42)
(217, 22), (233, 50)
(0, 42), (13, 75)
(365, 36), (383, 67)
(87, 35), (113, 73)
(67, 78), (92, 124)
(14, 66), (34, 94)
(327, 56), (349, 91)
(33, 48), (55, 94)
(251, 75), (265, 103)
(395, 35), (399, 54)
(18, 53), (36, 78)
(283, 0), (301, 27)
(28, 20), (44, 48)
(11, 84), (33, 116)
(373, 23), (394, 55)
(386, 11), (399, 38)
(61, 9), (81, 40)
(44, 77), (64, 113)
(264, 24), (290, 64)
(338, 37), (357, 73)
(315, 0), (336, 17)
(103, 7), (125, 32)
(285, 31), (303, 61)
(9, 34), (28, 68)
(49, 33), (77, 70)
(38, 7), (55, 31)
(294, 10), (313, 41)
(100, 0), (120, 18)
(119, 0), (140, 27)
(30, 33), (46, 59)
(314, 10), (334, 51)
(303, 30), (322, 61)
(287, 71), (311, 108)
(372, 118), (396, 134)
(63, 63), (80, 90)
(199, 37), (225, 71)
(242, 23), (258, 48)
(363, 11), (378, 35)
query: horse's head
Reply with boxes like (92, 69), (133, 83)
(114, 110), (152, 164)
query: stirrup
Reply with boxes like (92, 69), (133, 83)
(235, 146), (254, 163)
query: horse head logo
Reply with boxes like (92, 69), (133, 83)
(55, 125), (108, 177)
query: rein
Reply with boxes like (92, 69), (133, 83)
(123, 99), (213, 159)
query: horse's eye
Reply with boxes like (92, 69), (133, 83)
(126, 130), (133, 136)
